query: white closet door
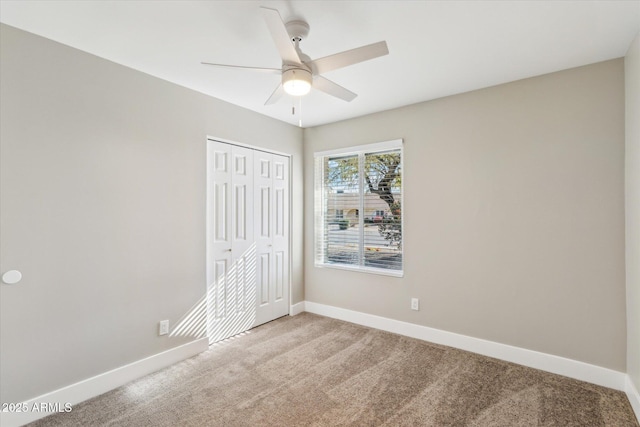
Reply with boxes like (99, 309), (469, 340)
(253, 151), (290, 326)
(254, 152), (274, 326)
(207, 141), (289, 343)
(271, 154), (290, 319)
(207, 141), (255, 344)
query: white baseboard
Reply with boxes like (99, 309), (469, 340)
(0, 338), (209, 427)
(304, 301), (627, 391)
(626, 376), (640, 422)
(290, 301), (306, 316)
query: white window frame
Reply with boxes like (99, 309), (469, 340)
(314, 139), (404, 277)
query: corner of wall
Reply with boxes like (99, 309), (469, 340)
(625, 30), (640, 423)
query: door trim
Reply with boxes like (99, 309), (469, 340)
(207, 136), (292, 157)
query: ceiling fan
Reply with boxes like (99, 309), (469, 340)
(201, 7), (389, 105)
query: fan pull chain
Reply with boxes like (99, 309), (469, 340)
(291, 98), (302, 127)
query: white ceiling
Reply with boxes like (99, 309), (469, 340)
(1, 1), (639, 128)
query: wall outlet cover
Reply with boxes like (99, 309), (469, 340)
(159, 320), (169, 336)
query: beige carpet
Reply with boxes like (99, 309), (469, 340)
(31, 313), (638, 426)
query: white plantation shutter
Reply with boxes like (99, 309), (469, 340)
(314, 140), (403, 276)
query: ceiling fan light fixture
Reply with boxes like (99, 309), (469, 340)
(282, 68), (312, 96)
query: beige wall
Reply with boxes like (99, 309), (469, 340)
(0, 19), (633, 407)
(0, 24), (303, 403)
(304, 59), (627, 371)
(626, 31), (640, 392)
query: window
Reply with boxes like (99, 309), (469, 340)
(315, 139), (403, 276)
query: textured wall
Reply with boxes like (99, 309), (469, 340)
(304, 59), (626, 371)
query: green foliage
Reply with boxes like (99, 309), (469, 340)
(377, 201), (402, 248)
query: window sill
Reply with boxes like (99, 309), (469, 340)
(314, 262), (404, 278)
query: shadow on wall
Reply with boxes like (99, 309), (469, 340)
(170, 244), (257, 344)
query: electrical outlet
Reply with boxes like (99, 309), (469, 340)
(411, 298), (419, 311)
(159, 320), (169, 336)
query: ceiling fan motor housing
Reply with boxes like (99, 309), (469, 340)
(285, 20), (310, 41)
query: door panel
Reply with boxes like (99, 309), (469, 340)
(207, 142), (232, 339)
(207, 142), (256, 344)
(271, 154), (289, 318)
(259, 253), (270, 305)
(212, 259), (227, 319)
(254, 152), (273, 326)
(275, 188), (284, 237)
(207, 142), (289, 343)
(260, 187), (270, 238)
(275, 250), (284, 301)
(214, 183), (227, 241)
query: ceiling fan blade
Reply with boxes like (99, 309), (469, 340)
(265, 83), (285, 105)
(309, 41), (389, 75)
(260, 7), (301, 64)
(313, 76), (357, 102)
(201, 62), (281, 74)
